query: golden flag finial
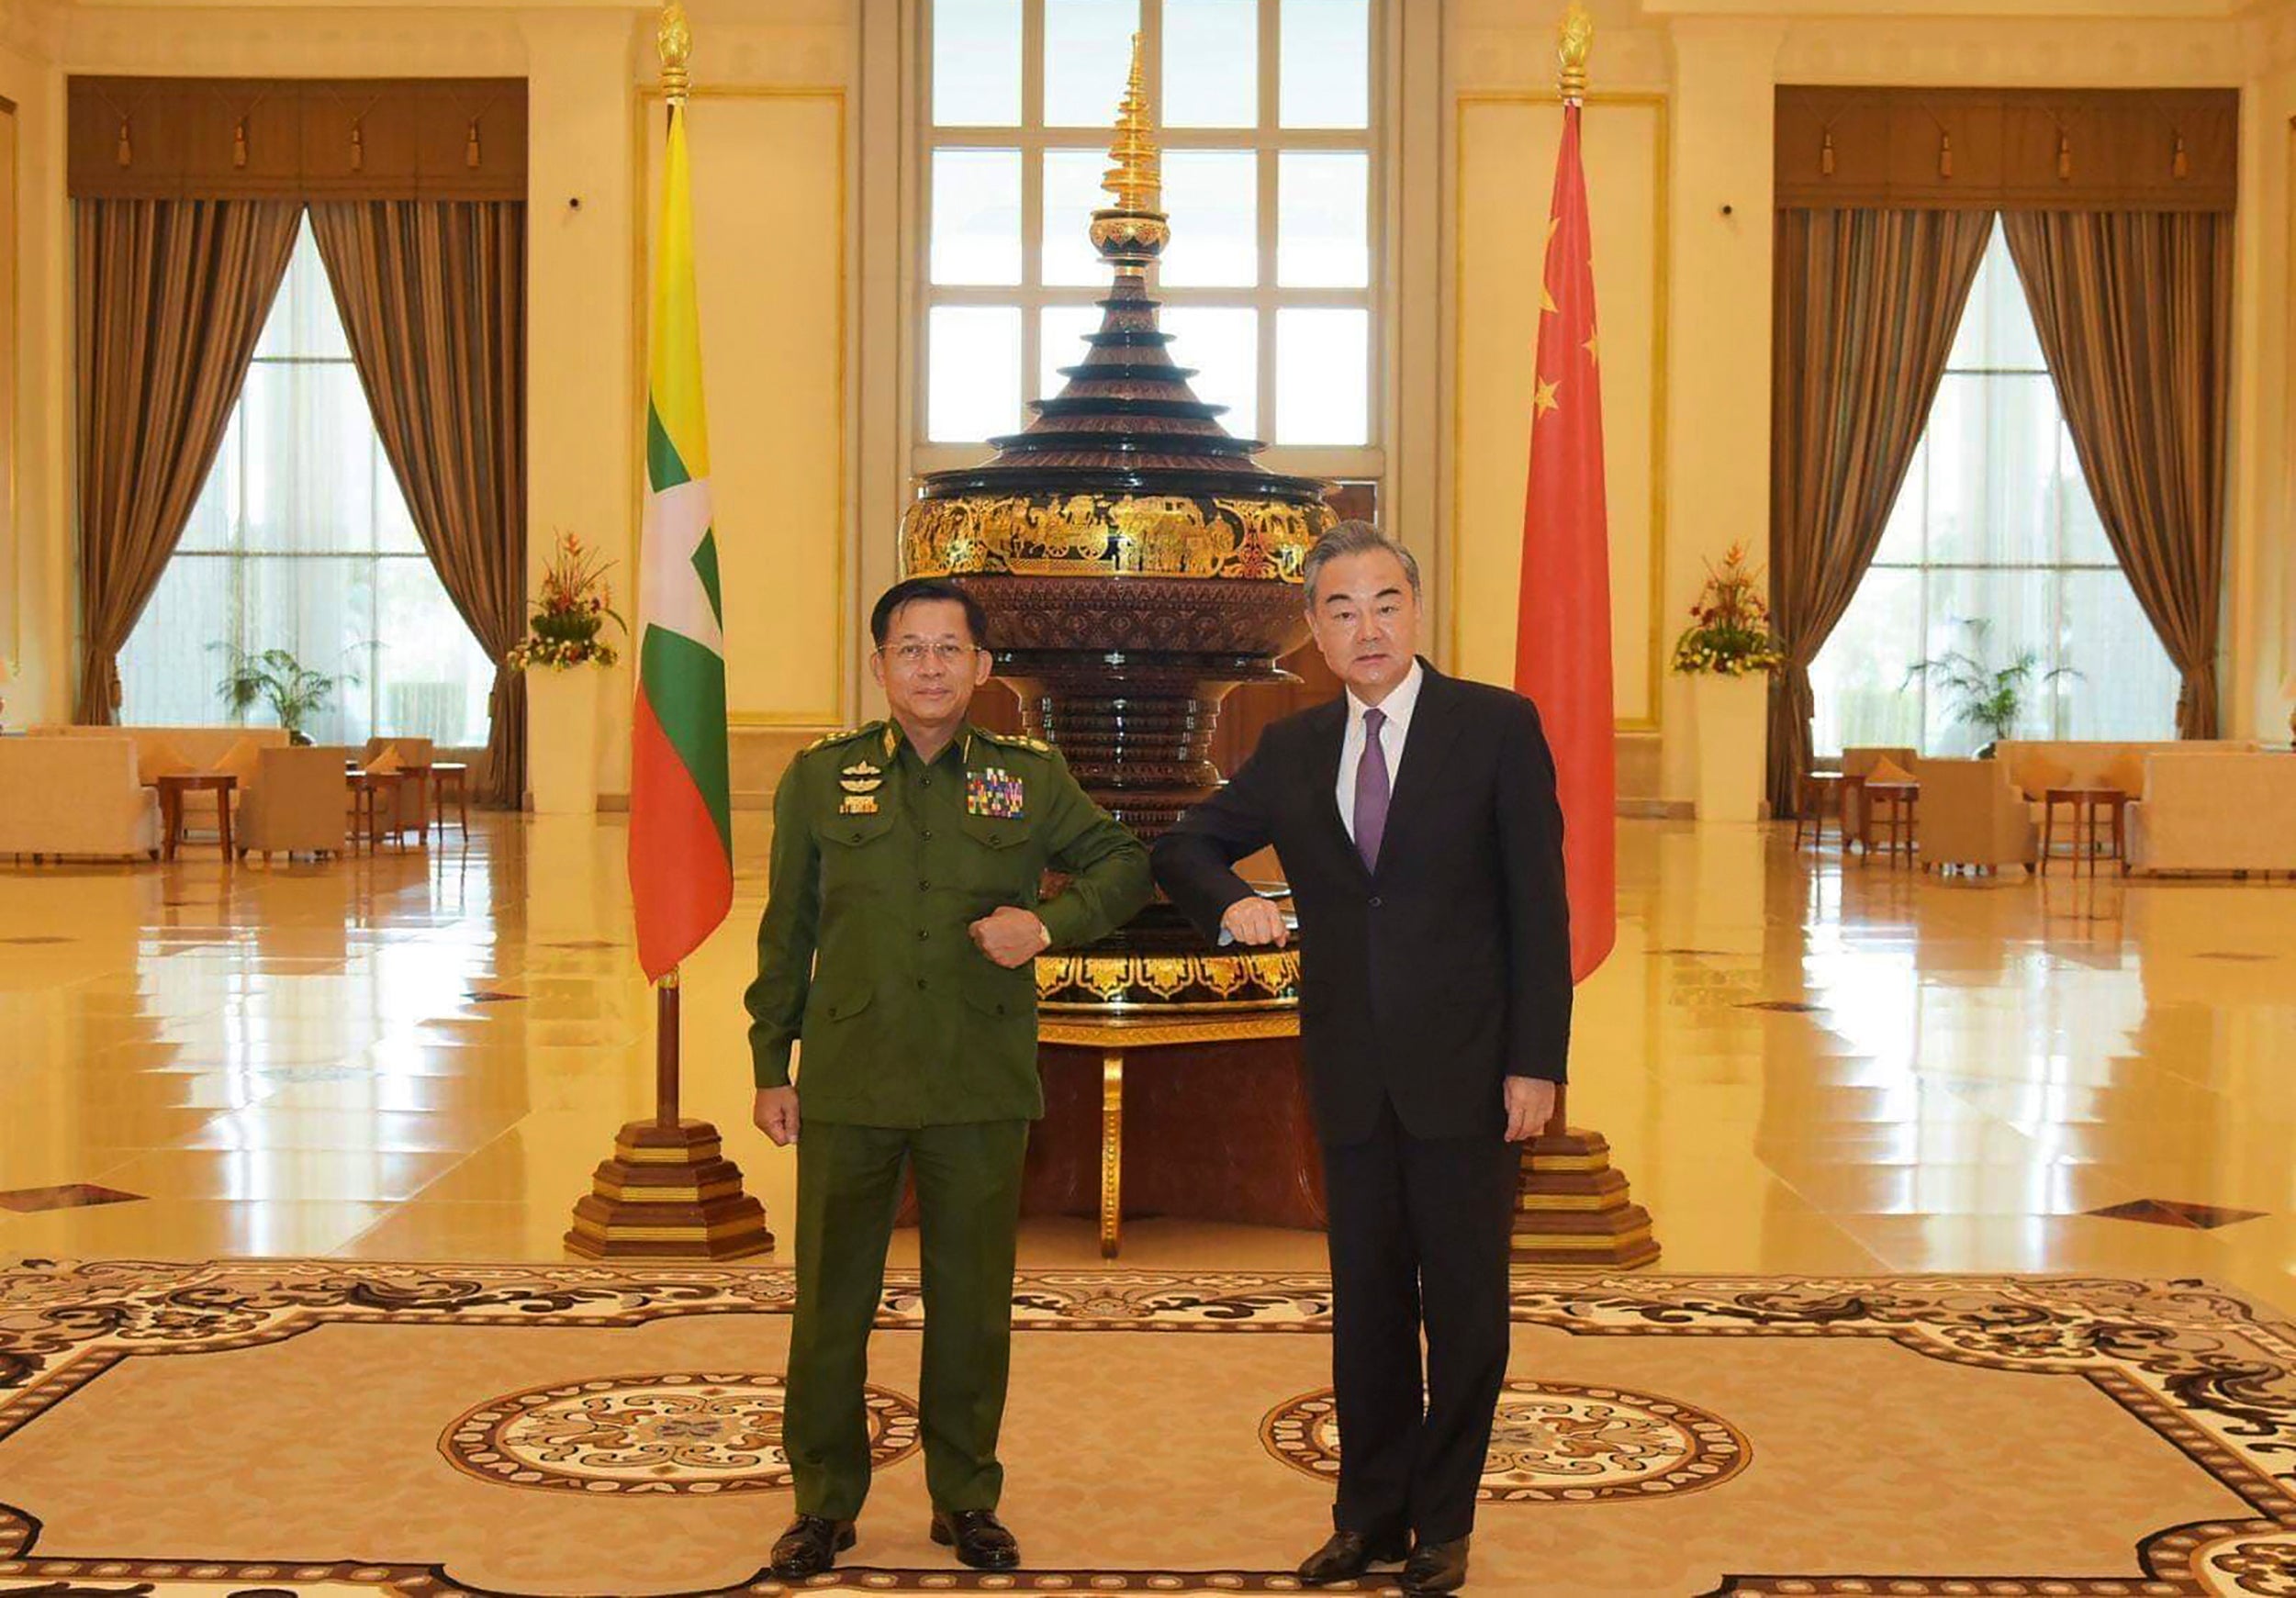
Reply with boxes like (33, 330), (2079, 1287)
(658, 3), (694, 104)
(1091, 31), (1170, 274)
(1558, 3), (1594, 103)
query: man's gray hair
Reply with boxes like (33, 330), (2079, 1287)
(1302, 520), (1422, 610)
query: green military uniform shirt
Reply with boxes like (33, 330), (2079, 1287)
(745, 720), (1152, 1127)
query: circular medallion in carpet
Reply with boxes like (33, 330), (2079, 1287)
(1260, 1380), (1749, 1503)
(440, 1371), (920, 1495)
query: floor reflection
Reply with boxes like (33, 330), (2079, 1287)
(2, 814), (2292, 1313)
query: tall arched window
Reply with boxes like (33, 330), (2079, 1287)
(1809, 220), (2179, 756)
(117, 218), (496, 746)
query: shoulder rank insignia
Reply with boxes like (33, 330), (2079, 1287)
(837, 756), (884, 815)
(801, 721), (883, 755)
(979, 728), (1055, 756)
(968, 765), (1025, 820)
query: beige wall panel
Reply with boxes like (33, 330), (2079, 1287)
(1453, 95), (1663, 730)
(640, 90), (846, 731)
(2, 95), (17, 676)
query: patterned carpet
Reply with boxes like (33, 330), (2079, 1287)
(2, 1261), (2293, 1595)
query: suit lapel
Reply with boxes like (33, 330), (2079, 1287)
(1305, 697), (1366, 880)
(1374, 660), (1464, 879)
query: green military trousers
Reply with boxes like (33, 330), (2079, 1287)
(784, 1117), (1030, 1520)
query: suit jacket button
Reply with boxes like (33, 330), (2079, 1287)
(1369, 895), (1383, 909)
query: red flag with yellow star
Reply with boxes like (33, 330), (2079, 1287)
(1514, 96), (1617, 984)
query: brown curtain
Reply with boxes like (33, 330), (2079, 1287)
(74, 197), (302, 722)
(1766, 208), (1995, 817)
(2001, 211), (2232, 739)
(309, 200), (528, 804)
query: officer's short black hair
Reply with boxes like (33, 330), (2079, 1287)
(871, 577), (991, 651)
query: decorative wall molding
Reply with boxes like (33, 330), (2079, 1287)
(1774, 18), (2248, 87)
(61, 10), (527, 79)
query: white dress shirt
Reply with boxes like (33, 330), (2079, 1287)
(1337, 658), (1424, 842)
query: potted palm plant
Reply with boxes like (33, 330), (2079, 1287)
(1902, 619), (2078, 755)
(215, 646), (356, 745)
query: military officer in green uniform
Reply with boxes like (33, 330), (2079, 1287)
(748, 577), (1152, 1580)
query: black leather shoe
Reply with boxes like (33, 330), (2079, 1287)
(768, 1514), (856, 1579)
(1402, 1535), (1471, 1594)
(1298, 1528), (1412, 1584)
(931, 1507), (1022, 1570)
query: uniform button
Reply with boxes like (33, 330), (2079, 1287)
(919, 878), (931, 890)
(920, 776), (932, 788)
(917, 929), (930, 941)
(916, 978), (929, 990)
(923, 829), (935, 841)
(1369, 896), (1383, 909)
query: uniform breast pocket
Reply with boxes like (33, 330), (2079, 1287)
(956, 812), (1036, 898)
(816, 811), (897, 891)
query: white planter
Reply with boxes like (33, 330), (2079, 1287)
(1688, 673), (1770, 824)
(525, 665), (603, 815)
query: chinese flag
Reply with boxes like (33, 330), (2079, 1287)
(1514, 98), (1617, 985)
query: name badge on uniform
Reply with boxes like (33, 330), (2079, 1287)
(968, 766), (1025, 820)
(838, 759), (883, 815)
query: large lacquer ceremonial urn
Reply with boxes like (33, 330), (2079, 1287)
(899, 45), (1333, 1252)
(902, 46), (1333, 1020)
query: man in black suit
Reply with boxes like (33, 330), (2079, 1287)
(1151, 521), (1572, 1596)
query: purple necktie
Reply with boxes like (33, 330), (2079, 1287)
(1354, 707), (1390, 871)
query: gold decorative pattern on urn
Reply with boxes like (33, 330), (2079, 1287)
(904, 494), (1326, 582)
(1036, 948), (1303, 1011)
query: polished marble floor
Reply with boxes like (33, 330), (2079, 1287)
(4, 813), (2295, 1315)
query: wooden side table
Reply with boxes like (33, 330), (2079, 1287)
(2041, 787), (2128, 875)
(345, 768), (418, 853)
(1863, 780), (1919, 866)
(1794, 773), (1846, 852)
(431, 762), (471, 835)
(152, 771), (238, 862)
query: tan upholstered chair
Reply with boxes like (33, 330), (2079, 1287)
(1994, 739), (2260, 821)
(1839, 745), (1921, 852)
(1912, 759), (2036, 874)
(35, 723), (288, 832)
(0, 736), (161, 860)
(236, 747), (350, 862)
(2126, 753), (2296, 875)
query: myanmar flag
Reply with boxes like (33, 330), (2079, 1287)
(629, 98), (733, 983)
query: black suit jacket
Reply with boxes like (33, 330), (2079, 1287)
(1151, 660), (1573, 1147)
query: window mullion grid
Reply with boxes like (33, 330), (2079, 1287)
(1255, 0), (1281, 442)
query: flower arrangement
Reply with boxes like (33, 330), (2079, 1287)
(1671, 543), (1786, 677)
(508, 531), (624, 671)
